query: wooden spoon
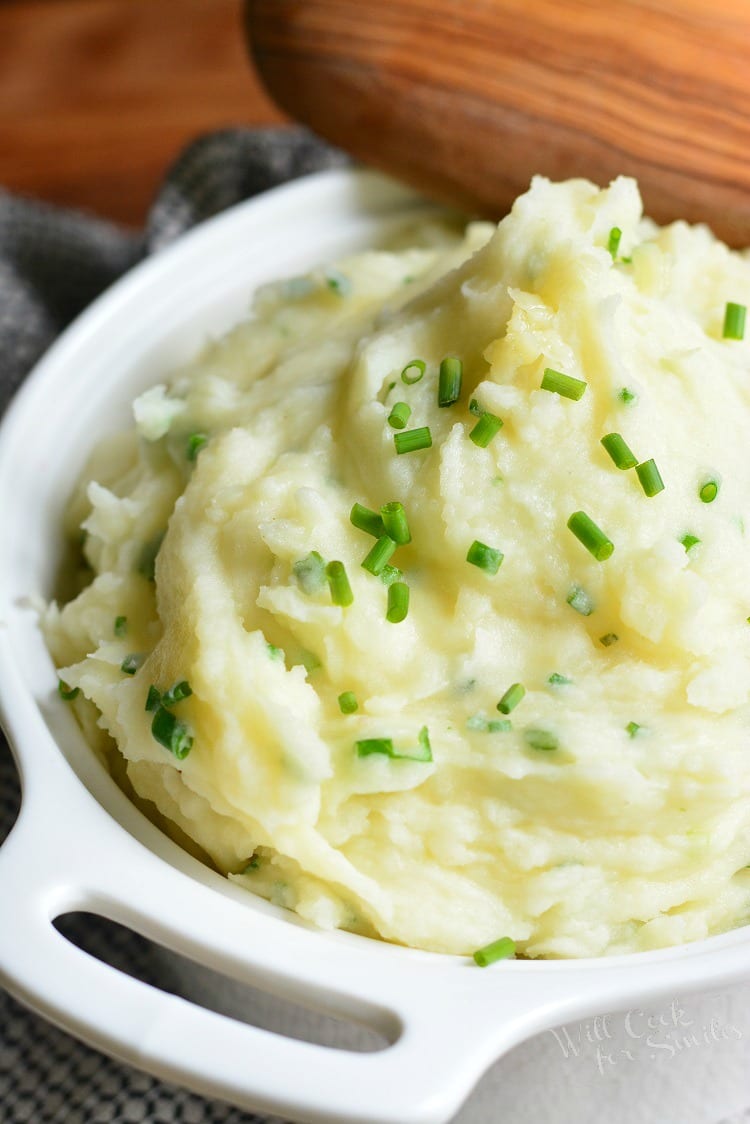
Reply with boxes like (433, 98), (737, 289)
(244, 0), (750, 244)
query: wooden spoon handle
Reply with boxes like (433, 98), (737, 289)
(245, 0), (750, 244)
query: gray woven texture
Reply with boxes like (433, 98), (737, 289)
(0, 127), (346, 1124)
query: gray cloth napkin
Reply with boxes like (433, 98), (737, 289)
(2, 126), (750, 1124)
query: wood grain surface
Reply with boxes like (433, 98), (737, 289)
(0, 0), (285, 227)
(246, 0), (750, 243)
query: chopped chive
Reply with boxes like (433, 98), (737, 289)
(138, 532), (165, 581)
(466, 540), (504, 574)
(325, 268), (352, 296)
(386, 581), (410, 623)
(293, 550), (327, 594)
(607, 227), (622, 258)
(600, 432), (637, 470)
(381, 501), (411, 544)
(524, 727), (558, 751)
(338, 691), (359, 715)
(681, 533), (701, 552)
(380, 564), (403, 586)
(413, 726), (433, 762)
(699, 479), (719, 504)
(497, 682), (525, 715)
(387, 401), (412, 429)
(145, 685), (162, 712)
(394, 426), (432, 454)
(469, 412), (503, 448)
(567, 511), (614, 561)
(356, 736), (394, 758)
(548, 672), (572, 686)
(723, 302), (746, 340)
(114, 615), (127, 637)
(326, 560), (354, 606)
(566, 585), (594, 616)
(401, 359), (426, 385)
(300, 649), (321, 674)
(58, 678), (80, 701)
(618, 387), (637, 405)
(266, 643), (284, 661)
(438, 356), (463, 407)
(186, 432), (208, 461)
(151, 706), (193, 759)
(599, 633), (619, 647)
(242, 855), (261, 873)
(350, 503), (385, 538)
(469, 398), (484, 417)
(635, 458), (665, 497)
(473, 936), (516, 967)
(362, 535), (397, 576)
(625, 721), (642, 738)
(121, 653), (144, 676)
(161, 680), (192, 707)
(541, 367), (587, 401)
(467, 714), (512, 733)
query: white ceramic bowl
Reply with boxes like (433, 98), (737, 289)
(1, 169), (750, 1124)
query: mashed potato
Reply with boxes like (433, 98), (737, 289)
(45, 176), (750, 958)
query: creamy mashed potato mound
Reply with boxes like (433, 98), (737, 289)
(45, 177), (750, 958)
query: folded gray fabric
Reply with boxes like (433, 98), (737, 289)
(0, 127), (345, 1124)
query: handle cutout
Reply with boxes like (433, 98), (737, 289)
(55, 911), (391, 1054)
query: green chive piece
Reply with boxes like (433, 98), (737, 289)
(524, 727), (559, 751)
(121, 653), (144, 676)
(567, 585), (594, 616)
(58, 678), (80, 701)
(350, 503), (385, 538)
(338, 691), (359, 715)
(607, 227), (622, 259)
(438, 356), (463, 407)
(138, 532), (165, 581)
(469, 398), (484, 417)
(381, 501), (411, 545)
(626, 721), (642, 738)
(567, 511), (614, 561)
(473, 936), (516, 967)
(723, 302), (746, 340)
(635, 459), (665, 497)
(186, 433), (208, 461)
(388, 401), (412, 430)
(469, 412), (503, 448)
(541, 367), (587, 401)
(161, 680), (192, 707)
(466, 540), (504, 574)
(601, 432), (637, 470)
(699, 479), (719, 504)
(145, 685), (162, 712)
(151, 706), (193, 759)
(467, 714), (511, 733)
(618, 387), (637, 405)
(114, 615), (127, 637)
(356, 737), (394, 758)
(325, 268), (352, 296)
(300, 649), (321, 674)
(294, 550), (327, 594)
(362, 535), (397, 576)
(497, 683), (525, 715)
(355, 727), (433, 762)
(242, 855), (261, 873)
(267, 643), (284, 661)
(401, 359), (426, 385)
(386, 581), (410, 623)
(326, 560), (354, 606)
(380, 564), (403, 586)
(548, 672), (572, 686)
(681, 533), (701, 552)
(599, 633), (619, 647)
(394, 426), (432, 455)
